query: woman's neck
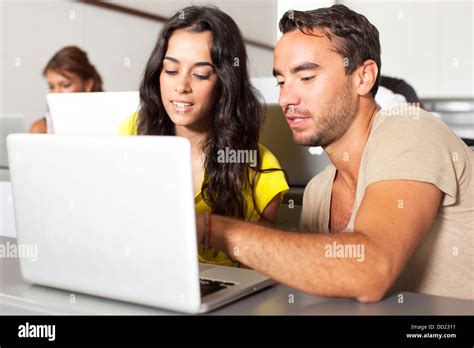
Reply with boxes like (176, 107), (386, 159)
(175, 125), (207, 154)
(175, 125), (207, 196)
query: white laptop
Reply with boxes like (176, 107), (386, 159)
(7, 134), (273, 313)
(0, 114), (27, 168)
(47, 91), (140, 135)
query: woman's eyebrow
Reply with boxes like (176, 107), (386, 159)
(193, 62), (215, 69)
(164, 56), (179, 63)
(164, 56), (214, 69)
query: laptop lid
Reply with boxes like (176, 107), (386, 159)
(7, 134), (201, 313)
(47, 91), (140, 135)
(0, 114), (27, 168)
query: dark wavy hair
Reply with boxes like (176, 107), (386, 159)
(43, 46), (103, 91)
(279, 4), (381, 97)
(137, 6), (284, 219)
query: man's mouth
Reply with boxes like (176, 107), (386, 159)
(286, 115), (310, 129)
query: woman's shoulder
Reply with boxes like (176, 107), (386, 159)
(245, 144), (289, 221)
(257, 143), (282, 169)
(119, 112), (139, 135)
(254, 143), (288, 187)
(30, 117), (47, 134)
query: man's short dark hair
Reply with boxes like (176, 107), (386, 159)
(279, 4), (381, 97)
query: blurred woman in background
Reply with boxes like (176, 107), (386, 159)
(30, 46), (103, 133)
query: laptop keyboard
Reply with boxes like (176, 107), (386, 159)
(200, 278), (236, 297)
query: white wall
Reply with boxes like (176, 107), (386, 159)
(344, 0), (473, 98)
(113, 0), (278, 47)
(0, 1), (157, 127)
(0, 0), (275, 127)
(1, 0), (472, 129)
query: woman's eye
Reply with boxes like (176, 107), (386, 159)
(301, 76), (315, 82)
(165, 70), (178, 75)
(276, 81), (284, 87)
(194, 74), (210, 80)
(62, 84), (71, 88)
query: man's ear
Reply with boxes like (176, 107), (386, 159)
(355, 60), (378, 96)
(84, 78), (94, 92)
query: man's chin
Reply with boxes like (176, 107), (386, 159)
(291, 131), (322, 147)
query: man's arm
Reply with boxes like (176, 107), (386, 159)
(199, 180), (442, 302)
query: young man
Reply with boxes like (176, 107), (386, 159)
(197, 5), (473, 301)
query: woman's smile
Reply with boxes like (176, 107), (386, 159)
(171, 100), (194, 113)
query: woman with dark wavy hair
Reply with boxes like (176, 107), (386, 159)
(120, 6), (288, 267)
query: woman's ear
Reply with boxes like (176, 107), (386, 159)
(84, 78), (94, 92)
(356, 60), (378, 97)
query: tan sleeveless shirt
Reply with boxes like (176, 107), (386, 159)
(302, 107), (473, 300)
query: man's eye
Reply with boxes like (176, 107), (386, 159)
(63, 84), (71, 88)
(276, 81), (284, 87)
(165, 70), (178, 75)
(301, 76), (315, 82)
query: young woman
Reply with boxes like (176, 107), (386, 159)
(30, 46), (103, 133)
(120, 6), (289, 267)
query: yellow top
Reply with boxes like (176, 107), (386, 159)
(119, 113), (289, 267)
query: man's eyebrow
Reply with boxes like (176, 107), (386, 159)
(164, 56), (214, 68)
(272, 62), (321, 77)
(291, 62), (321, 74)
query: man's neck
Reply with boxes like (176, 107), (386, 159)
(324, 100), (379, 191)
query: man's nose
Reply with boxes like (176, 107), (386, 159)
(279, 83), (301, 112)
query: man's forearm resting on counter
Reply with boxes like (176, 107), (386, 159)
(198, 180), (443, 303)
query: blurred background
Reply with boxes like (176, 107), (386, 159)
(1, 0), (472, 127)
